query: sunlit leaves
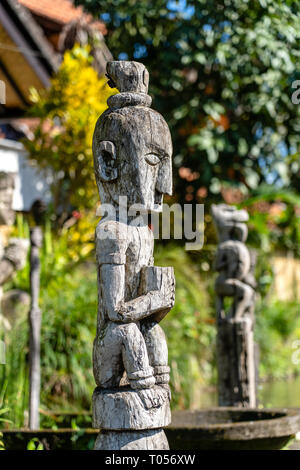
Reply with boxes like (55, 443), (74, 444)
(75, 0), (300, 200)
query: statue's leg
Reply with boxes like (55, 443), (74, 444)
(93, 321), (155, 389)
(93, 322), (124, 388)
(141, 320), (170, 385)
(120, 322), (156, 389)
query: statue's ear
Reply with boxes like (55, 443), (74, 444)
(143, 68), (149, 90)
(95, 141), (118, 182)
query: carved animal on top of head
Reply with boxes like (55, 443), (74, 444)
(93, 61), (172, 211)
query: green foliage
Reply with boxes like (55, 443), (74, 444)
(256, 299), (300, 379)
(1, 268), (96, 427)
(76, 0), (300, 200)
(39, 265), (96, 411)
(241, 187), (300, 255)
(1, 215), (97, 427)
(24, 46), (116, 216)
(26, 438), (44, 450)
(2, 216), (299, 421)
(1, 231), (215, 422)
(0, 432), (5, 450)
(2, 226), (300, 420)
(0, 321), (29, 428)
(0, 382), (12, 427)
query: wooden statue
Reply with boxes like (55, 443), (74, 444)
(92, 61), (175, 450)
(212, 204), (257, 408)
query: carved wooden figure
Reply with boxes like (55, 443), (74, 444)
(211, 204), (257, 408)
(92, 61), (175, 450)
(0, 172), (29, 330)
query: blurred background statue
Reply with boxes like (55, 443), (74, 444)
(212, 204), (257, 408)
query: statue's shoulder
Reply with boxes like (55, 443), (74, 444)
(96, 219), (127, 266)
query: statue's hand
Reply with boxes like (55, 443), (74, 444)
(117, 301), (135, 322)
(117, 284), (175, 323)
(163, 278), (175, 310)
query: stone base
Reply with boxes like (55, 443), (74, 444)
(93, 385), (171, 430)
(94, 429), (169, 450)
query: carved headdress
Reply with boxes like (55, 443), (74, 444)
(93, 61), (172, 211)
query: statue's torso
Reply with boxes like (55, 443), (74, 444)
(96, 218), (154, 322)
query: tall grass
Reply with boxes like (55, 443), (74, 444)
(2, 215), (299, 426)
(1, 216), (96, 426)
(1, 213), (215, 424)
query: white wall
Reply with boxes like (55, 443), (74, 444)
(0, 138), (51, 211)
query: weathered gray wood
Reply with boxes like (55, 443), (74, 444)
(94, 429), (169, 450)
(217, 318), (256, 407)
(92, 61), (175, 450)
(28, 226), (43, 430)
(93, 385), (171, 430)
(212, 204), (257, 408)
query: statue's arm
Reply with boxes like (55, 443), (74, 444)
(100, 263), (174, 323)
(120, 288), (174, 322)
(99, 264), (125, 322)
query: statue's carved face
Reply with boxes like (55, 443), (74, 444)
(93, 107), (172, 212)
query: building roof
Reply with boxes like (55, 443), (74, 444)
(0, 0), (59, 118)
(18, 0), (106, 33)
(19, 0), (85, 24)
(0, 0), (110, 121)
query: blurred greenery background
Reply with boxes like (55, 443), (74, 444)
(1, 0), (300, 429)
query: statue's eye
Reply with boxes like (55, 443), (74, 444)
(145, 153), (160, 166)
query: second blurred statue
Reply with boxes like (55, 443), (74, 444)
(212, 204), (257, 408)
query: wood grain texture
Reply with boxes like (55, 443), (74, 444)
(94, 429), (169, 450)
(93, 385), (171, 430)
